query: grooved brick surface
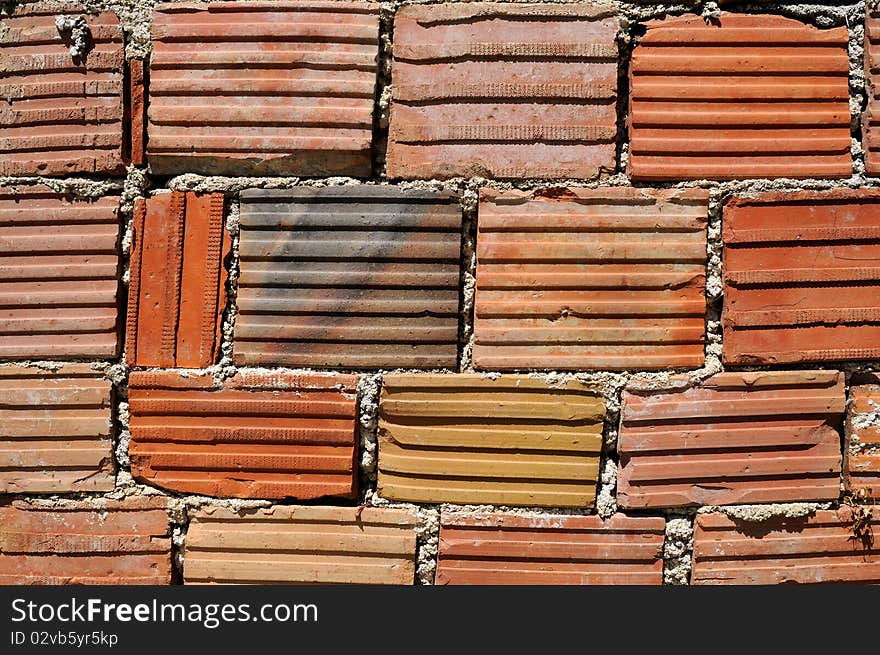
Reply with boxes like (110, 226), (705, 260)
(128, 370), (358, 499)
(692, 509), (880, 584)
(147, 1), (379, 176)
(0, 185), (121, 359)
(386, 2), (618, 179)
(865, 7), (880, 174)
(0, 6), (127, 176)
(0, 499), (172, 585)
(126, 190), (230, 368)
(0, 366), (114, 494)
(474, 187), (709, 370)
(235, 187), (462, 369)
(629, 13), (851, 180)
(128, 58), (146, 166)
(436, 513), (665, 585)
(723, 190), (880, 365)
(184, 505), (418, 584)
(844, 373), (880, 493)
(618, 371), (845, 508)
(378, 375), (604, 507)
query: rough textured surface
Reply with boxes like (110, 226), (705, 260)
(378, 375), (604, 507)
(474, 187), (709, 370)
(865, 5), (880, 174)
(128, 57), (145, 165)
(844, 373), (880, 492)
(184, 505), (418, 584)
(436, 512), (665, 585)
(386, 3), (618, 179)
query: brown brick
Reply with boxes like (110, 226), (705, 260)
(723, 189), (880, 365)
(474, 187), (708, 370)
(618, 371), (844, 508)
(0, 184), (121, 359)
(147, 1), (379, 176)
(864, 7), (880, 174)
(844, 373), (880, 493)
(386, 3), (618, 179)
(129, 370), (358, 499)
(437, 512), (665, 585)
(378, 375), (604, 507)
(184, 505), (418, 584)
(0, 5), (126, 176)
(128, 58), (146, 166)
(126, 191), (230, 368)
(629, 13), (850, 180)
(235, 187), (462, 369)
(692, 509), (880, 584)
(0, 499), (172, 585)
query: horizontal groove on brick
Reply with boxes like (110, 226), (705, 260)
(692, 509), (880, 584)
(474, 187), (709, 370)
(618, 371), (845, 508)
(0, 499), (171, 585)
(386, 2), (618, 179)
(377, 375), (604, 507)
(128, 370), (358, 499)
(147, 1), (379, 176)
(0, 185), (121, 359)
(865, 8), (880, 174)
(844, 373), (880, 492)
(0, 7), (126, 176)
(235, 187), (462, 369)
(629, 13), (851, 181)
(184, 505), (418, 584)
(436, 512), (665, 584)
(723, 190), (880, 365)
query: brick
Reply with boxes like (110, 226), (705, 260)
(0, 499), (172, 585)
(0, 5), (126, 176)
(436, 512), (665, 585)
(128, 58), (146, 166)
(0, 365), (113, 494)
(864, 7), (880, 174)
(692, 509), (880, 584)
(618, 371), (844, 509)
(235, 187), (462, 369)
(147, 1), (379, 176)
(629, 13), (850, 181)
(184, 505), (418, 584)
(474, 187), (708, 370)
(0, 185), (121, 359)
(378, 374), (604, 507)
(128, 370), (358, 499)
(386, 3), (617, 179)
(126, 191), (230, 368)
(844, 373), (880, 493)
(723, 189), (880, 365)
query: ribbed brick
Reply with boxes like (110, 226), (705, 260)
(126, 191), (230, 368)
(386, 2), (618, 179)
(437, 513), (665, 585)
(723, 189), (880, 365)
(0, 184), (121, 359)
(0, 365), (113, 494)
(128, 58), (146, 166)
(0, 499), (172, 585)
(844, 373), (880, 492)
(692, 509), (880, 584)
(865, 7), (880, 174)
(184, 505), (418, 584)
(618, 371), (845, 508)
(474, 187), (708, 370)
(128, 370), (358, 499)
(235, 187), (462, 369)
(629, 13), (850, 180)
(378, 375), (604, 507)
(147, 1), (379, 176)
(0, 5), (126, 176)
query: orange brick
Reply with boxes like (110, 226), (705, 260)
(844, 373), (880, 493)
(864, 6), (880, 174)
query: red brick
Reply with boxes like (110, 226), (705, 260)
(0, 184), (121, 359)
(128, 58), (146, 166)
(0, 5), (126, 176)
(629, 13), (850, 180)
(844, 373), (880, 493)
(0, 499), (172, 585)
(692, 509), (880, 584)
(864, 7), (880, 174)
(126, 191), (230, 368)
(474, 187), (708, 370)
(436, 512), (665, 585)
(723, 189), (880, 365)
(386, 3), (618, 179)
(128, 370), (358, 499)
(618, 371), (844, 508)
(147, 1), (379, 176)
